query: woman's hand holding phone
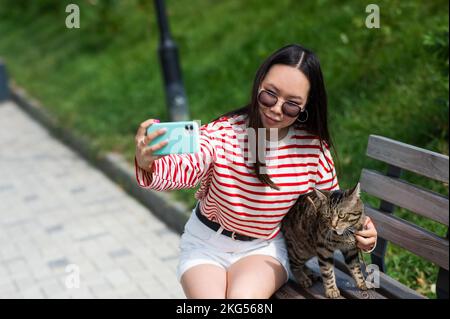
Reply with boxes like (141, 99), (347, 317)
(134, 119), (168, 173)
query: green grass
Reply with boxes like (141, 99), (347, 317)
(0, 0), (448, 298)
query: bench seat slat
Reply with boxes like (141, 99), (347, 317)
(293, 280), (330, 299)
(273, 281), (329, 299)
(273, 281), (308, 299)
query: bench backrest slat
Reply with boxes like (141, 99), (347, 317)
(365, 205), (449, 270)
(367, 135), (449, 183)
(361, 169), (449, 226)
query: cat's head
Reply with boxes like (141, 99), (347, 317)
(312, 183), (366, 235)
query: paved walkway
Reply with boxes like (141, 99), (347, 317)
(0, 101), (185, 298)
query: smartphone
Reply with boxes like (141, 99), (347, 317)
(146, 121), (200, 155)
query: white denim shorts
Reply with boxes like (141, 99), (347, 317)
(176, 202), (294, 283)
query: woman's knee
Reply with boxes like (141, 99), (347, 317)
(226, 255), (288, 299)
(180, 264), (227, 299)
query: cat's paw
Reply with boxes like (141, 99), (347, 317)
(357, 281), (368, 291)
(325, 288), (341, 299)
(298, 277), (313, 288)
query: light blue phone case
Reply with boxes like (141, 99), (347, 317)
(146, 121), (200, 155)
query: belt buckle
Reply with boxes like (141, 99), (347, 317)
(231, 231), (237, 241)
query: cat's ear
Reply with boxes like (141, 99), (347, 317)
(306, 196), (318, 212)
(349, 182), (361, 198)
(313, 188), (328, 202)
(346, 182), (361, 205)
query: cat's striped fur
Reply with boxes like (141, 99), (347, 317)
(281, 183), (368, 298)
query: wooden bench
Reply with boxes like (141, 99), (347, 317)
(273, 135), (449, 299)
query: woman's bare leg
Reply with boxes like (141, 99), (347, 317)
(226, 255), (288, 299)
(180, 264), (227, 299)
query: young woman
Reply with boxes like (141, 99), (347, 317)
(134, 44), (378, 299)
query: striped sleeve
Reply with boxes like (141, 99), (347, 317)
(135, 124), (216, 191)
(315, 144), (339, 191)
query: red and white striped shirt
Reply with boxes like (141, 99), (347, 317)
(135, 113), (339, 240)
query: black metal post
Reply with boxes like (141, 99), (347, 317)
(154, 0), (189, 121)
(0, 58), (10, 102)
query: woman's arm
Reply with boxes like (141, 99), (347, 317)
(135, 125), (216, 191)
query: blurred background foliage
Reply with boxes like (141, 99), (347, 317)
(0, 0), (448, 297)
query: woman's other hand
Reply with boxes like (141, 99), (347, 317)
(355, 216), (377, 253)
(135, 119), (168, 173)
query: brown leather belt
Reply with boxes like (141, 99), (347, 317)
(195, 202), (257, 241)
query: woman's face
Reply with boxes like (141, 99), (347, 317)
(258, 64), (310, 130)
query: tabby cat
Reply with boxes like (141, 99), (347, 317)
(281, 183), (368, 298)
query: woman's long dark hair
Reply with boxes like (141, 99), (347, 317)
(213, 44), (338, 190)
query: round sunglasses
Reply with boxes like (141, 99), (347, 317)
(257, 89), (303, 117)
